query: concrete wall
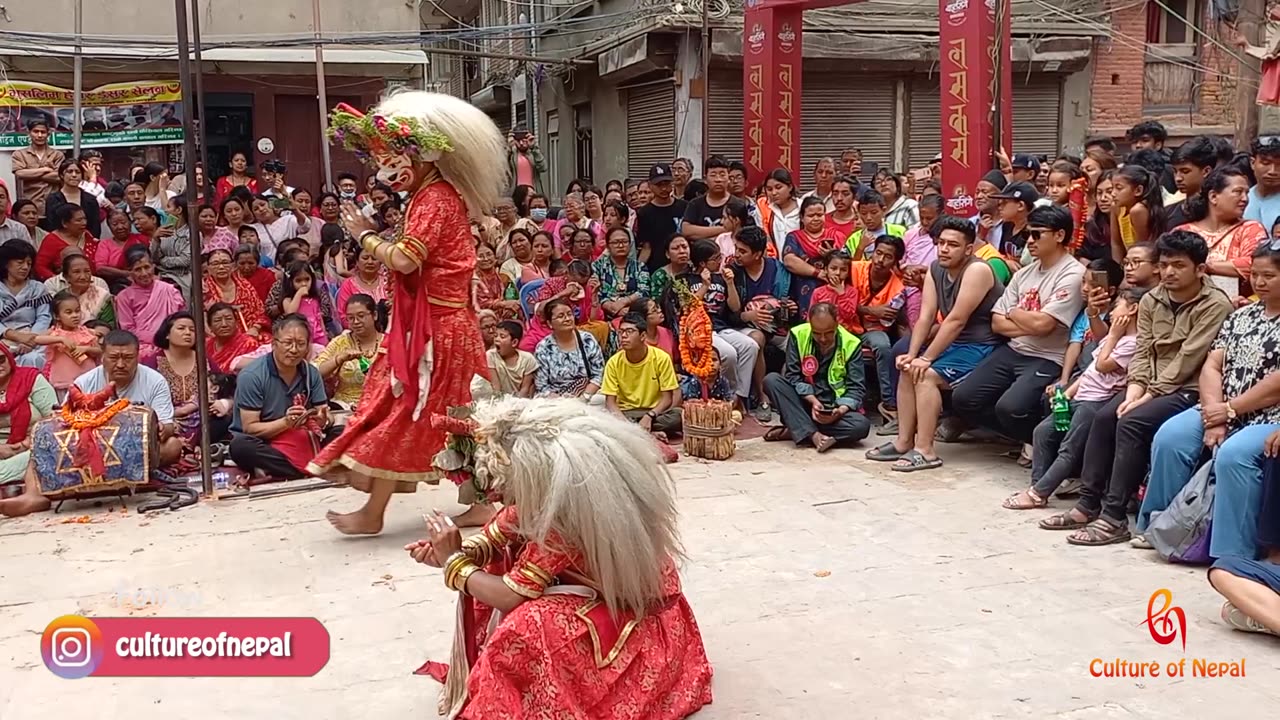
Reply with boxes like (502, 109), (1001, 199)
(1060, 63), (1094, 151)
(0, 0), (420, 37)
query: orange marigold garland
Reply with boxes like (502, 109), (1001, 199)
(59, 397), (130, 430)
(675, 280), (715, 387)
(58, 395), (132, 480)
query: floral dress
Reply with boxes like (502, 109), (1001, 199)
(592, 256), (651, 306)
(156, 353), (201, 444)
(1214, 302), (1280, 429)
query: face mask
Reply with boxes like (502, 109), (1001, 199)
(531, 208), (548, 222)
(339, 190), (356, 200)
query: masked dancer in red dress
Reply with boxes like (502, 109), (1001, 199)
(409, 396), (714, 719)
(310, 92), (506, 534)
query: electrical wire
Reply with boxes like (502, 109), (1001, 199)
(1150, 0), (1260, 71)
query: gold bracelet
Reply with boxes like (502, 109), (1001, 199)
(360, 230), (382, 255)
(453, 564), (480, 595)
(442, 551), (469, 588)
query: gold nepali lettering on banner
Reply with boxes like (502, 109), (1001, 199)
(945, 38), (970, 168)
(746, 64), (765, 168)
(778, 63), (795, 170)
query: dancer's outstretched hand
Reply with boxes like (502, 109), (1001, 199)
(340, 200), (377, 239)
(424, 509), (463, 566)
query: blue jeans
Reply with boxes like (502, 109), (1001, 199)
(860, 330), (895, 408)
(1138, 406), (1278, 560)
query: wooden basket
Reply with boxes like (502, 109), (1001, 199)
(681, 399), (737, 460)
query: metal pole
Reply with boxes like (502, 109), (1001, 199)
(700, 2), (709, 166)
(174, 0), (214, 497)
(527, 0), (538, 139)
(990, 0), (1005, 162)
(72, 0), (83, 155)
(313, 0), (334, 190)
(190, 0), (209, 199)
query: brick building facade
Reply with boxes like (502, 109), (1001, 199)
(1091, 0), (1238, 143)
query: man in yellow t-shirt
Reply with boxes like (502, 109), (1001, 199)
(602, 312), (682, 436)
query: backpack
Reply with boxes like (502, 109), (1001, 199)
(1146, 454), (1214, 565)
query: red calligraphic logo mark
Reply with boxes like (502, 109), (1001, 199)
(1142, 588), (1186, 651)
(801, 356), (818, 383)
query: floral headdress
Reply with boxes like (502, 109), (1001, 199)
(327, 102), (453, 163)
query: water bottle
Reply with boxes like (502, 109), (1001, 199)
(1051, 387), (1071, 432)
(883, 290), (907, 327)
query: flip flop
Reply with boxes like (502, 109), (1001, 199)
(891, 450), (943, 472)
(865, 442), (908, 462)
(763, 426), (791, 442)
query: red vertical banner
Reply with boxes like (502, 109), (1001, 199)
(743, 4), (803, 189)
(939, 0), (1008, 216)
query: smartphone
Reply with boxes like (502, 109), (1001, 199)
(1088, 269), (1110, 288)
(862, 160), (880, 180)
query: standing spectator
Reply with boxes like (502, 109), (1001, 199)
(1166, 135), (1221, 228)
(952, 205), (1085, 447)
(1110, 165), (1166, 254)
(727, 160), (763, 226)
(602, 312), (682, 437)
(1038, 230), (1232, 543)
(506, 128), (545, 194)
(761, 169), (801, 257)
(249, 194), (303, 262)
(45, 159), (102, 240)
(1137, 241), (1280, 556)
(634, 164), (688, 271)
(1247, 137), (1280, 234)
(229, 315), (330, 479)
(800, 158), (837, 212)
(763, 302), (871, 452)
(846, 189), (907, 259)
(867, 216), (1002, 470)
(152, 196), (193, 301)
(214, 151), (258, 206)
(840, 148), (863, 180)
(877, 171), (920, 228)
(681, 156), (732, 241)
(1126, 119), (1176, 193)
(825, 175), (860, 240)
(10, 119), (64, 225)
(1009, 154), (1042, 187)
(77, 150), (108, 201)
(135, 162), (172, 211)
(671, 158), (693, 202)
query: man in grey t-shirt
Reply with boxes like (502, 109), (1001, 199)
(952, 205), (1084, 444)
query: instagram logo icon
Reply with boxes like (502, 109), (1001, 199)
(41, 615), (103, 679)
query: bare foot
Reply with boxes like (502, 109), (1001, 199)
(812, 432), (837, 454)
(325, 508), (384, 535)
(0, 492), (51, 518)
(451, 504), (497, 528)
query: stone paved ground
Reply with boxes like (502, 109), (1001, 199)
(1, 439), (1277, 719)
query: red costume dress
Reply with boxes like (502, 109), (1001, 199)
(308, 180), (487, 488)
(421, 506), (714, 720)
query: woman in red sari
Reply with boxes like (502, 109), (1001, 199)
(409, 397), (713, 720)
(205, 302), (261, 373)
(201, 248), (270, 342)
(472, 242), (521, 321)
(213, 151), (258, 207)
(311, 94), (505, 534)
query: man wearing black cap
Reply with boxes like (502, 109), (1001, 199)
(635, 163), (689, 272)
(1009, 154), (1040, 185)
(970, 169), (1014, 283)
(952, 204), (1085, 446)
(989, 181), (1039, 262)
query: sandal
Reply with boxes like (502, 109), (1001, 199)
(763, 426), (792, 442)
(1001, 489), (1048, 510)
(865, 442), (908, 462)
(891, 450), (943, 473)
(1067, 519), (1132, 546)
(1038, 510), (1095, 531)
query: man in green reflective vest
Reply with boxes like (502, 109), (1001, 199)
(763, 302), (871, 453)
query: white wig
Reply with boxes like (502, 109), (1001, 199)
(373, 91), (508, 218)
(471, 397), (683, 617)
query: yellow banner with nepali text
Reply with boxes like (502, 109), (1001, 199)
(0, 80), (184, 150)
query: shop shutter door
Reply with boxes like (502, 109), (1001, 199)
(626, 82), (676, 179)
(908, 76), (941, 171)
(490, 111), (512, 137)
(1011, 75), (1063, 158)
(802, 73), (894, 181)
(707, 71), (744, 161)
(908, 73), (1063, 171)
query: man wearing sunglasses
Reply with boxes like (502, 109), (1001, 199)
(952, 204), (1085, 448)
(1246, 137), (1280, 234)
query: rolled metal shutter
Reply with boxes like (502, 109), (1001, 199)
(707, 71), (744, 161)
(1011, 75), (1063, 158)
(908, 76), (941, 170)
(626, 82), (676, 180)
(907, 73), (1064, 171)
(802, 73), (894, 179)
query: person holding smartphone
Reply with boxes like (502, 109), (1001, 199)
(762, 302), (871, 453)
